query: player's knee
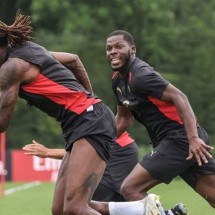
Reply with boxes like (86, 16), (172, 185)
(121, 180), (148, 201)
(120, 182), (135, 200)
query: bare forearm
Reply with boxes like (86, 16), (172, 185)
(23, 142), (66, 160)
(116, 115), (133, 137)
(50, 52), (93, 93)
(115, 105), (134, 137)
(161, 84), (198, 141)
(174, 93), (198, 140)
(46, 148), (65, 159)
(116, 120), (127, 137)
(67, 56), (93, 93)
(162, 84), (213, 165)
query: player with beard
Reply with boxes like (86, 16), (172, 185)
(89, 30), (215, 215)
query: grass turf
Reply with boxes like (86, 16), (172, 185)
(0, 179), (214, 215)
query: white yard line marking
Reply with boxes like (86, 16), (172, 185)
(5, 181), (41, 195)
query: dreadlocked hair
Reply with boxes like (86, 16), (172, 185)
(0, 9), (33, 46)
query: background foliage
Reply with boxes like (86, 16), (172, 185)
(0, 0), (215, 151)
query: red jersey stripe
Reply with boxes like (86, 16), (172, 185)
(148, 96), (183, 124)
(21, 74), (101, 114)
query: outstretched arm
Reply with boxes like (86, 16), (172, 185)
(50, 52), (93, 93)
(23, 140), (65, 160)
(161, 83), (213, 165)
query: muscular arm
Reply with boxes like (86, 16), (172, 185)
(50, 52), (93, 93)
(0, 59), (24, 132)
(23, 140), (65, 159)
(161, 83), (213, 165)
(116, 105), (134, 137)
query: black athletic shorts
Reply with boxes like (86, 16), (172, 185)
(63, 102), (117, 163)
(140, 126), (215, 188)
(100, 142), (139, 193)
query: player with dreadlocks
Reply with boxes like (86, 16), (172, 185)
(0, 10), (172, 215)
(0, 10), (32, 44)
(0, 10), (117, 215)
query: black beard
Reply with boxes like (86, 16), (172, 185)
(112, 50), (131, 73)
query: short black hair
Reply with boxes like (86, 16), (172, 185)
(107, 30), (135, 46)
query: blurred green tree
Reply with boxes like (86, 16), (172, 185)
(0, 0), (214, 151)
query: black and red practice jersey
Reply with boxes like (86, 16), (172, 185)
(7, 41), (101, 128)
(112, 57), (184, 143)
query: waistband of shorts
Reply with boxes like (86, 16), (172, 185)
(86, 101), (103, 112)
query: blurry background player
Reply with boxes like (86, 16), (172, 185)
(23, 131), (139, 202)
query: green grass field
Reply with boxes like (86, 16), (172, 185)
(0, 178), (214, 215)
(151, 178), (215, 215)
